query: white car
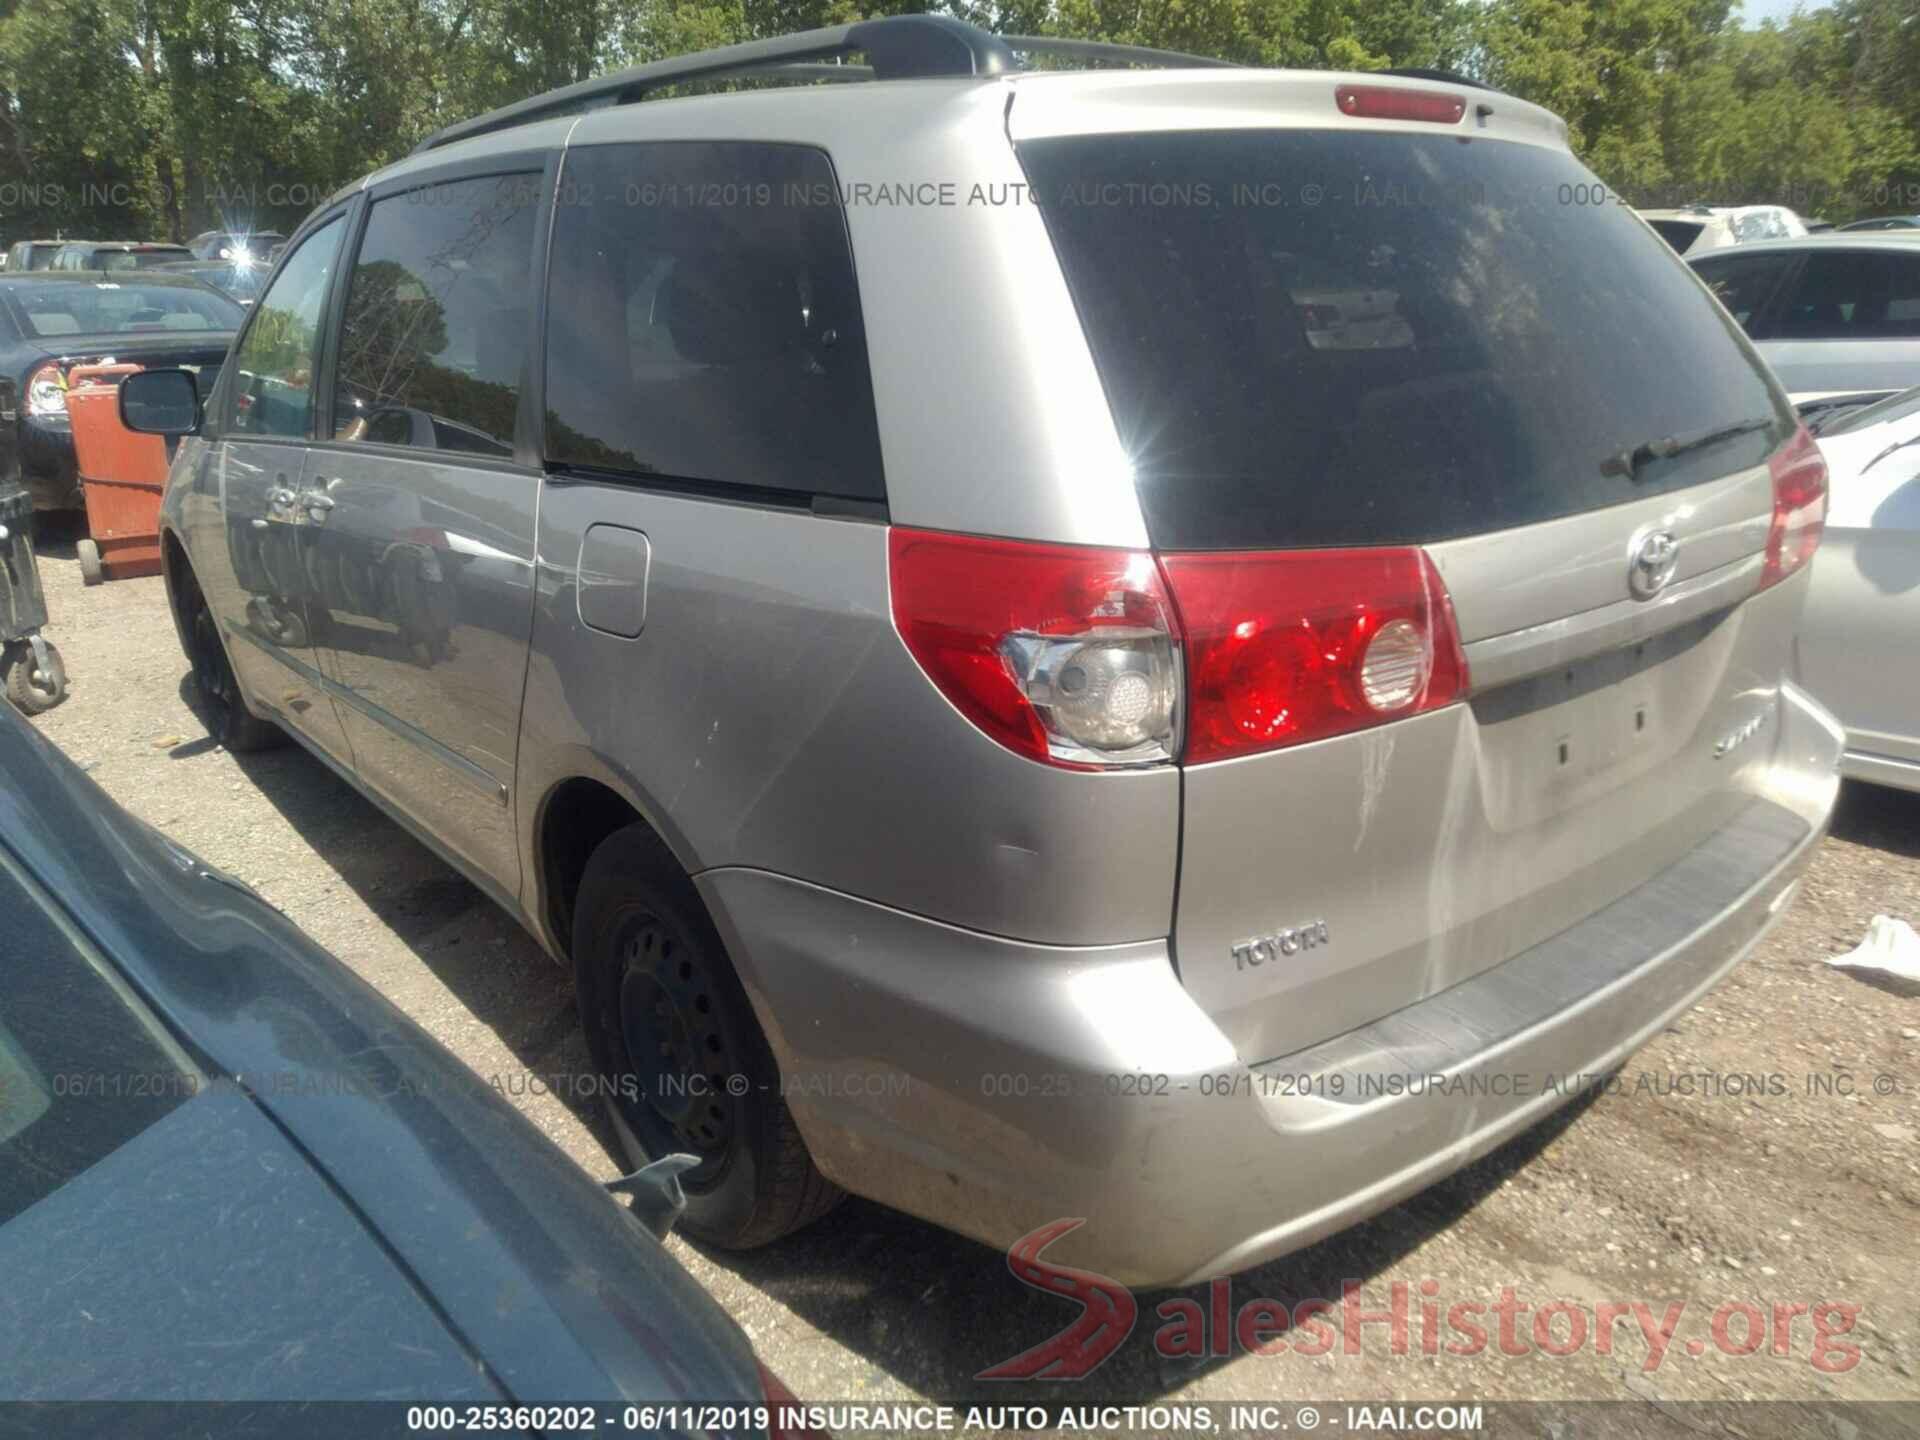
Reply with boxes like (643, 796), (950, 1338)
(1691, 234), (1920, 401)
(1797, 385), (1920, 791)
(1641, 205), (1808, 255)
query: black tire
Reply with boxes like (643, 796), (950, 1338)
(184, 586), (284, 751)
(4, 641), (68, 714)
(77, 538), (103, 586)
(574, 824), (842, 1248)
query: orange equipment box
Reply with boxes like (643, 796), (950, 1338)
(66, 362), (171, 584)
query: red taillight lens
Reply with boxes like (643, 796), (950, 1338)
(1761, 424), (1827, 590)
(889, 528), (1181, 768)
(1159, 548), (1467, 765)
(1336, 84), (1466, 124)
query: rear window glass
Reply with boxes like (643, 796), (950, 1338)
(11, 281), (243, 337)
(98, 249), (194, 271)
(543, 142), (885, 503)
(1019, 131), (1788, 550)
(1649, 219), (1705, 252)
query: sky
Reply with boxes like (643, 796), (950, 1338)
(1735, 0), (1812, 25)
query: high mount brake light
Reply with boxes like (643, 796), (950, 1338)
(1761, 424), (1827, 590)
(1336, 84), (1467, 124)
(891, 530), (1469, 770)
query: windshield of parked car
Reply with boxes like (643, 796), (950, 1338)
(1819, 382), (1920, 436)
(1019, 130), (1787, 549)
(9, 279), (243, 338)
(0, 848), (201, 1225)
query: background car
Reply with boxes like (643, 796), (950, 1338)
(1798, 388), (1899, 434)
(0, 699), (808, 1423)
(50, 240), (196, 272)
(4, 240), (68, 272)
(157, 258), (268, 305)
(0, 272), (242, 510)
(1839, 215), (1920, 232)
(1796, 383), (1920, 793)
(187, 229), (288, 263)
(1690, 233), (1920, 399)
(1641, 203), (1808, 254)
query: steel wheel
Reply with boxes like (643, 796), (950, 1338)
(574, 823), (843, 1246)
(612, 911), (740, 1176)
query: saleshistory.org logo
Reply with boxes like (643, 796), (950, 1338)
(977, 1220), (1865, 1379)
(976, 1220), (1139, 1379)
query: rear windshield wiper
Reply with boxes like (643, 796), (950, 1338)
(1601, 416), (1776, 481)
(1863, 431), (1920, 474)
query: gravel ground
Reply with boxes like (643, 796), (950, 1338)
(20, 536), (1920, 1429)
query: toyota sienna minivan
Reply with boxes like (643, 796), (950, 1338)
(125, 15), (1844, 1286)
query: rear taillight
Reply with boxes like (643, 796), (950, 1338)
(25, 363), (67, 417)
(889, 528), (1181, 769)
(1159, 548), (1467, 765)
(891, 530), (1467, 769)
(1336, 84), (1466, 124)
(1761, 424), (1827, 590)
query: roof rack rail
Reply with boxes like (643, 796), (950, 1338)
(412, 15), (1235, 154)
(414, 16), (1014, 153)
(1000, 35), (1238, 69)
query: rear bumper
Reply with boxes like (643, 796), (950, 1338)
(19, 418), (80, 510)
(1840, 747), (1920, 795)
(698, 681), (1843, 1288)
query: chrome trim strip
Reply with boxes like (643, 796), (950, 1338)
(1463, 551), (1762, 691)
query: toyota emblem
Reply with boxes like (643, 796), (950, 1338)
(1629, 529), (1680, 599)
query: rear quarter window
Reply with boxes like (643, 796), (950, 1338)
(542, 142), (885, 503)
(1020, 130), (1790, 550)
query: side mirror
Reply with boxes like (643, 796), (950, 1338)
(120, 369), (201, 436)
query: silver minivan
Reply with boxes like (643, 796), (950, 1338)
(129, 16), (1844, 1286)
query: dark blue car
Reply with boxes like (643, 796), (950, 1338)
(0, 272), (240, 511)
(0, 702), (801, 1434)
